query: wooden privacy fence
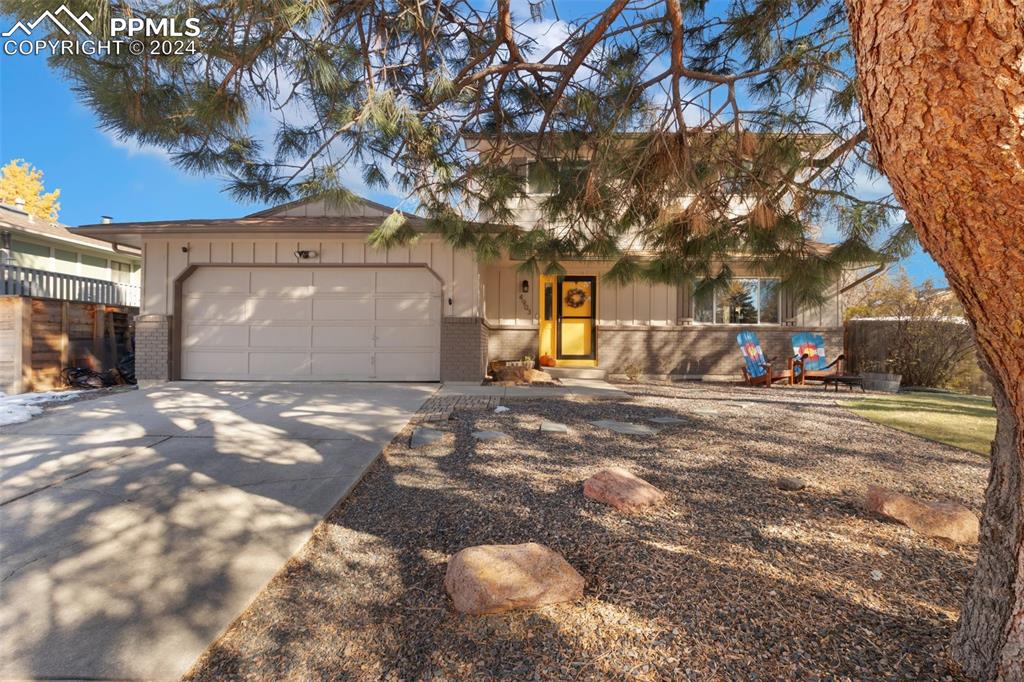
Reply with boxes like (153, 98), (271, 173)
(1, 263), (141, 307)
(0, 296), (136, 394)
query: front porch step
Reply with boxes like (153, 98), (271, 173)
(545, 366), (608, 380)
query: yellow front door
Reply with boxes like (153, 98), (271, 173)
(556, 276), (595, 360)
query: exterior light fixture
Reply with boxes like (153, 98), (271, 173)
(521, 279), (530, 293)
(294, 249), (318, 259)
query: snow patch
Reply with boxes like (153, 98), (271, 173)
(0, 390), (86, 427)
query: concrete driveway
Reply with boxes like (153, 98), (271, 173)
(0, 381), (435, 681)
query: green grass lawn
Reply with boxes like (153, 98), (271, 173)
(846, 391), (996, 454)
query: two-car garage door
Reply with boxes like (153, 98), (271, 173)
(180, 266), (441, 381)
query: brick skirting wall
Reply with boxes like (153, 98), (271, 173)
(441, 316), (488, 381)
(486, 325), (538, 364)
(597, 326), (843, 378)
(135, 314), (171, 383)
(485, 324), (842, 379)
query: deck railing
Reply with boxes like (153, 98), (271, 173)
(1, 263), (141, 307)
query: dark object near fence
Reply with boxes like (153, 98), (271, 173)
(61, 363), (135, 390)
(117, 352), (137, 385)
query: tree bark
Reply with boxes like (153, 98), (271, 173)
(846, 0), (1024, 679)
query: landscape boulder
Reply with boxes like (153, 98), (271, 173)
(583, 467), (666, 512)
(492, 365), (554, 385)
(864, 485), (979, 544)
(444, 543), (585, 615)
(777, 476), (807, 492)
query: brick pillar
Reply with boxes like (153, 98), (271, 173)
(440, 317), (487, 382)
(134, 314), (171, 385)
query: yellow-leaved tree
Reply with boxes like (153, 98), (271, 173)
(0, 159), (61, 222)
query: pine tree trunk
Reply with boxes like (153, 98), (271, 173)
(846, 0), (1024, 679)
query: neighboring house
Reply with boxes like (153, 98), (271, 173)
(76, 190), (877, 385)
(0, 202), (142, 394)
(1, 201), (141, 305)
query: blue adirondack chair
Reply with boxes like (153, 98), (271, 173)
(736, 331), (794, 387)
(791, 332), (845, 384)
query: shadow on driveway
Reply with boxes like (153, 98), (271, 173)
(0, 381), (435, 681)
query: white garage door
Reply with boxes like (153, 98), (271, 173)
(180, 266), (441, 381)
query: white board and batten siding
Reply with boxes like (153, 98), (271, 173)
(142, 236), (480, 319)
(482, 264), (678, 327)
(180, 266), (441, 381)
(141, 230), (479, 382)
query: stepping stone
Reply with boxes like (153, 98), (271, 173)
(648, 416), (687, 425)
(583, 467), (666, 512)
(494, 406), (511, 413)
(410, 427), (444, 448)
(444, 543), (585, 615)
(865, 485), (979, 545)
(589, 420), (659, 436)
(472, 430), (509, 441)
(540, 420), (568, 433)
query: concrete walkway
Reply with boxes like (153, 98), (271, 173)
(437, 377), (629, 400)
(0, 381), (435, 681)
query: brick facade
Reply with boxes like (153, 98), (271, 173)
(135, 314), (171, 384)
(440, 316), (488, 381)
(485, 324), (843, 380)
(597, 326), (843, 378)
(486, 325), (538, 363)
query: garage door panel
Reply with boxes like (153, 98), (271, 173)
(375, 351), (439, 380)
(375, 325), (438, 349)
(184, 297), (251, 323)
(184, 268), (250, 294)
(250, 298), (311, 321)
(376, 269), (438, 293)
(375, 298), (436, 321)
(311, 353), (375, 377)
(313, 270), (374, 293)
(312, 326), (374, 348)
(250, 325), (313, 348)
(249, 352), (311, 376)
(182, 266), (441, 381)
(249, 269), (314, 296)
(312, 298), (374, 321)
(184, 351), (249, 375)
(184, 325), (249, 348)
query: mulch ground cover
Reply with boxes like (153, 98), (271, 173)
(185, 383), (986, 681)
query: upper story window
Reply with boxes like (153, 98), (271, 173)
(526, 159), (589, 195)
(694, 278), (781, 324)
(111, 261), (132, 284)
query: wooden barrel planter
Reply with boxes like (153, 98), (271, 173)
(862, 372), (902, 393)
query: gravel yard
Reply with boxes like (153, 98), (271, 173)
(185, 383), (987, 681)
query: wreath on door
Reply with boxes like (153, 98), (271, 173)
(565, 287), (588, 308)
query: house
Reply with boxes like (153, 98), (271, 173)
(75, 190), (875, 385)
(0, 202), (142, 394)
(1, 201), (141, 305)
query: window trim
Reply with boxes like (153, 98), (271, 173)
(692, 277), (783, 325)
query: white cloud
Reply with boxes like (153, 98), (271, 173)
(102, 129), (172, 161)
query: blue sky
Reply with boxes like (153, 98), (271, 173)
(0, 48), (946, 284)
